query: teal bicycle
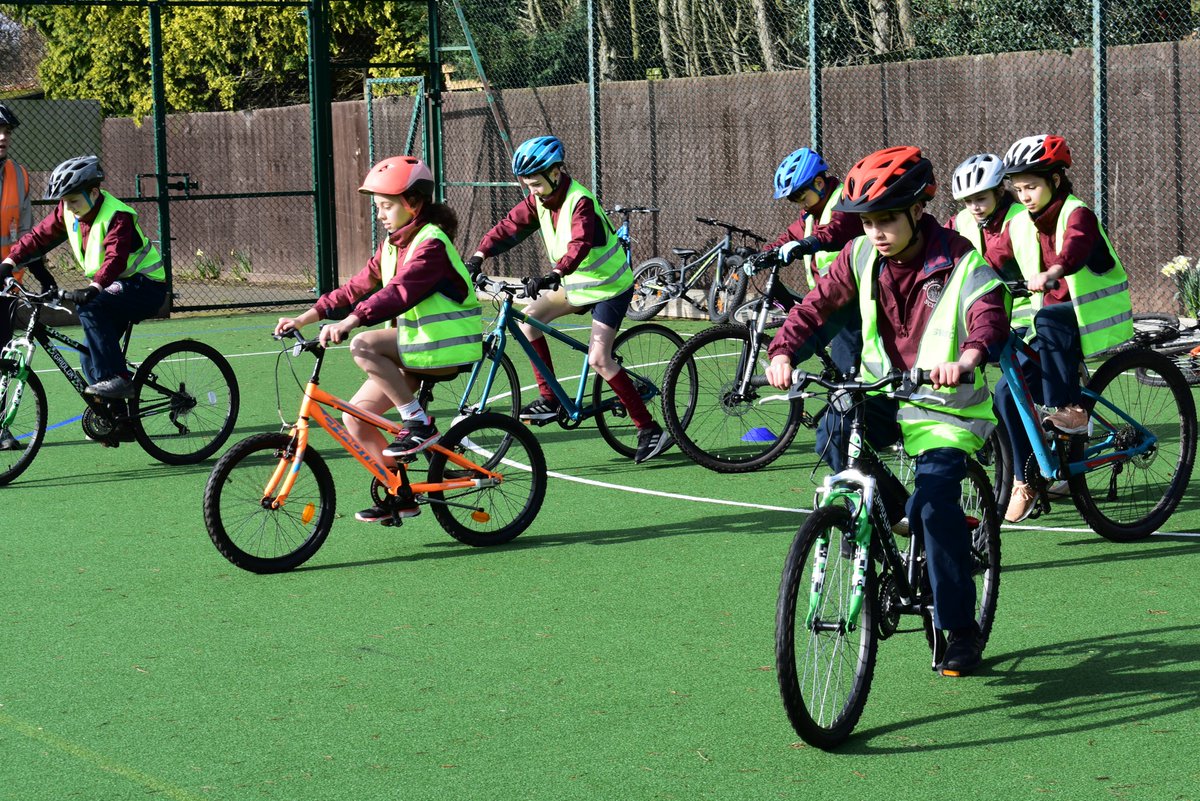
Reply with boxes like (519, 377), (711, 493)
(452, 275), (697, 457)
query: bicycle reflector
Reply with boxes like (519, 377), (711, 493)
(302, 503), (316, 524)
(471, 510), (490, 523)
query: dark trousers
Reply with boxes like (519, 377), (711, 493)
(76, 276), (167, 383)
(994, 303), (1082, 481)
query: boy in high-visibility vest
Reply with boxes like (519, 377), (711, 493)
(466, 136), (670, 464)
(1, 156), (168, 409)
(766, 146), (1010, 677)
(987, 135), (1134, 523)
(276, 156), (481, 523)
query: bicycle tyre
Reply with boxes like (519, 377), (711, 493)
(626, 258), (677, 322)
(0, 363), (47, 486)
(707, 266), (748, 324)
(776, 505), (878, 750)
(203, 432), (336, 573)
(976, 420), (1014, 518)
(732, 296), (787, 330)
(1068, 347), (1197, 541)
(662, 324), (802, 472)
(131, 340), (240, 465)
(426, 412), (547, 546)
(594, 323), (689, 458)
(419, 346), (522, 422)
(1134, 342), (1200, 387)
(961, 458), (1002, 644)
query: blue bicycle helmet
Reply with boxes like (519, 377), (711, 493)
(773, 148), (829, 200)
(512, 136), (565, 177)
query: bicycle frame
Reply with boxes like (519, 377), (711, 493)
(995, 329), (1156, 482)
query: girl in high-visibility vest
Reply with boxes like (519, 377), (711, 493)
(987, 135), (1134, 523)
(765, 147), (1010, 677)
(2, 155), (167, 411)
(466, 136), (671, 464)
(276, 156), (482, 523)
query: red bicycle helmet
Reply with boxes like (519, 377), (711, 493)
(359, 155), (434, 196)
(834, 146), (936, 214)
(1002, 135), (1072, 175)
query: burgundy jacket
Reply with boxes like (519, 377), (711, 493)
(475, 174), (606, 276)
(314, 210), (469, 327)
(768, 215), (1009, 370)
(766, 177), (864, 253)
(8, 194), (141, 288)
(945, 194), (1025, 282)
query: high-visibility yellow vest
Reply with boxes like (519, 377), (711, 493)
(851, 236), (999, 456)
(1007, 194), (1133, 357)
(535, 179), (631, 306)
(801, 184), (844, 290)
(381, 223), (483, 369)
(63, 191), (164, 281)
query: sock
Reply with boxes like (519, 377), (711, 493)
(528, 336), (557, 401)
(398, 398), (430, 425)
(606, 368), (652, 429)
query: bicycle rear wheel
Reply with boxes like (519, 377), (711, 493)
(594, 323), (689, 458)
(1135, 342), (1200, 387)
(962, 459), (1001, 643)
(776, 505), (878, 750)
(662, 324), (802, 472)
(707, 267), (748, 324)
(131, 340), (239, 464)
(0, 362), (47, 486)
(626, 258), (676, 321)
(426, 412), (547, 546)
(1069, 348), (1197, 541)
(203, 433), (336, 573)
(418, 345), (521, 422)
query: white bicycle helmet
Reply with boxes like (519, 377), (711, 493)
(951, 153), (1006, 200)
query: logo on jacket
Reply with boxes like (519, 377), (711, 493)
(924, 280), (942, 308)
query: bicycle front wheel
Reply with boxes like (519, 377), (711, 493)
(419, 346), (522, 422)
(0, 363), (47, 486)
(131, 340), (239, 464)
(961, 459), (1001, 643)
(776, 505), (878, 750)
(1069, 348), (1197, 541)
(203, 433), (336, 573)
(626, 258), (676, 321)
(662, 324), (802, 472)
(594, 323), (689, 458)
(707, 267), (748, 324)
(426, 412), (547, 546)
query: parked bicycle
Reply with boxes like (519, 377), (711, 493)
(203, 330), (548, 573)
(771, 366), (1001, 750)
(455, 275), (696, 458)
(0, 280), (239, 485)
(608, 203), (658, 266)
(626, 216), (764, 323)
(1125, 311), (1200, 387)
(996, 281), (1196, 540)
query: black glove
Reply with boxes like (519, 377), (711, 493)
(67, 286), (100, 307)
(0, 262), (12, 285)
(465, 255), (484, 279)
(537, 271), (561, 292)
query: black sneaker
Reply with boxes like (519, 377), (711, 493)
(519, 397), (561, 422)
(382, 417), (439, 457)
(0, 427), (19, 450)
(355, 502), (420, 523)
(85, 375), (135, 399)
(634, 423), (672, 464)
(939, 625), (983, 677)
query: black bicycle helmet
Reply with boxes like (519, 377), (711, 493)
(45, 155), (104, 201)
(0, 102), (19, 129)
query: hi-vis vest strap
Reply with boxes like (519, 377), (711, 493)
(1, 159), (30, 271)
(801, 184), (844, 289)
(381, 223), (483, 369)
(954, 202), (1031, 325)
(851, 237), (999, 456)
(63, 191), (165, 281)
(535, 179), (632, 306)
(1007, 194), (1133, 357)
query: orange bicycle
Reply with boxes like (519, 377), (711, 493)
(202, 331), (547, 573)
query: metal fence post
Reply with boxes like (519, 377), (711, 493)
(426, 0), (445, 203)
(588, 0), (602, 197)
(1093, 0), (1108, 225)
(147, 2), (173, 309)
(808, 0), (822, 153)
(307, 0), (338, 293)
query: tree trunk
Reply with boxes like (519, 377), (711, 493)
(751, 0), (777, 71)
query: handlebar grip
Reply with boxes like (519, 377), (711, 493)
(910, 367), (975, 386)
(750, 374), (770, 388)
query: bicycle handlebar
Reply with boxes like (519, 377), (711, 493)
(694, 216), (768, 243)
(2, 277), (66, 308)
(609, 204), (659, 216)
(1003, 277), (1060, 298)
(750, 367), (976, 396)
(475, 274), (534, 300)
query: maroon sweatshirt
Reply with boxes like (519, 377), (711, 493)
(765, 178), (864, 253)
(945, 194), (1025, 281)
(984, 191), (1112, 306)
(314, 210), (469, 327)
(8, 194), (143, 288)
(768, 215), (1009, 369)
(475, 174), (606, 276)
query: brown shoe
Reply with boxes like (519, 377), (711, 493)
(1044, 404), (1088, 435)
(1005, 481), (1037, 523)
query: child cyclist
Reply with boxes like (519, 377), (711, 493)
(988, 135), (1134, 523)
(765, 146), (1009, 677)
(1, 156), (167, 411)
(274, 156), (482, 523)
(465, 135), (670, 464)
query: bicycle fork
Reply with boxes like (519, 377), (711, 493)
(807, 470), (876, 632)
